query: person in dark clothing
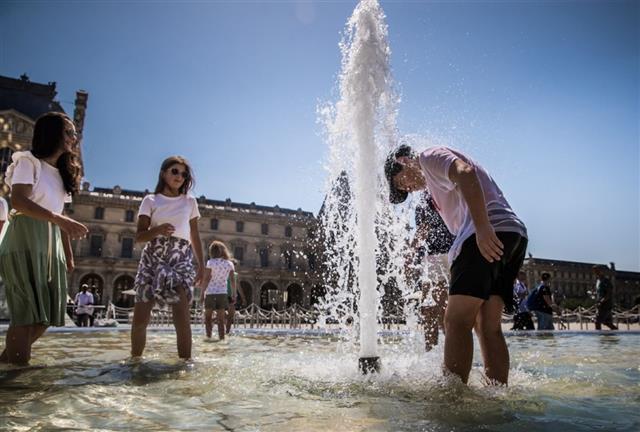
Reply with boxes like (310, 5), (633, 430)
(528, 272), (555, 330)
(408, 191), (454, 351)
(593, 265), (618, 330)
(512, 271), (534, 330)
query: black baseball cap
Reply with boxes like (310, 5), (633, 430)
(384, 144), (414, 204)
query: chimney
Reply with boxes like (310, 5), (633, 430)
(73, 90), (89, 178)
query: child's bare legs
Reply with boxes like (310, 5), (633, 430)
(422, 279), (448, 351)
(1, 324), (48, 365)
(204, 308), (214, 338)
(474, 295), (509, 385)
(171, 288), (192, 359)
(131, 300), (154, 358)
(226, 303), (236, 334)
(216, 309), (226, 340)
(443, 294), (483, 384)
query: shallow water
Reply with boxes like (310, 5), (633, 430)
(0, 331), (638, 431)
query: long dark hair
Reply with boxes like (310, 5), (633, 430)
(153, 156), (195, 195)
(31, 112), (82, 195)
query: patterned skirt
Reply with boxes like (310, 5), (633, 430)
(134, 236), (195, 307)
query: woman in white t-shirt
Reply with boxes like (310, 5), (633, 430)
(200, 241), (235, 340)
(0, 112), (88, 366)
(131, 156), (204, 360)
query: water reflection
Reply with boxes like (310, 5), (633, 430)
(598, 334), (621, 347)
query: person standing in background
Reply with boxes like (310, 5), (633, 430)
(593, 265), (618, 330)
(512, 271), (534, 330)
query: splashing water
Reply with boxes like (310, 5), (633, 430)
(317, 0), (419, 359)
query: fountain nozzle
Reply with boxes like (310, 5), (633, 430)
(358, 356), (380, 374)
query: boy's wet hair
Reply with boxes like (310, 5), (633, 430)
(384, 144), (415, 204)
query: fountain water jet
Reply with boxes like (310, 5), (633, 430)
(318, 0), (411, 374)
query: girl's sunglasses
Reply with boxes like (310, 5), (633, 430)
(170, 167), (189, 179)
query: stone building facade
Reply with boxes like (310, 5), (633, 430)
(0, 74), (88, 191)
(0, 73), (321, 318)
(67, 186), (321, 311)
(521, 257), (640, 309)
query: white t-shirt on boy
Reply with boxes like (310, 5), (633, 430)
(419, 146), (527, 264)
(138, 193), (200, 242)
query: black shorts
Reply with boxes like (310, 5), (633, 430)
(449, 232), (527, 313)
(205, 294), (228, 310)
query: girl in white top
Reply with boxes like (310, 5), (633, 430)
(131, 156), (204, 360)
(0, 112), (88, 366)
(200, 241), (236, 340)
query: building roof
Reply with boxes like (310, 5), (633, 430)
(89, 186), (315, 219)
(0, 74), (65, 120)
(525, 257), (640, 277)
(525, 257), (601, 268)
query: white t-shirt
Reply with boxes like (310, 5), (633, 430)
(138, 193), (200, 242)
(419, 146), (527, 264)
(205, 258), (235, 295)
(75, 291), (94, 315)
(0, 197), (7, 221)
(6, 151), (71, 214)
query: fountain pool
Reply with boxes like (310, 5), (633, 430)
(1, 330), (638, 431)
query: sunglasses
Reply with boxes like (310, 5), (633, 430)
(170, 167), (189, 179)
(65, 129), (78, 139)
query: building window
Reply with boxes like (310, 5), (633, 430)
(94, 207), (105, 220)
(89, 235), (103, 257)
(121, 237), (134, 258)
(261, 223), (269, 235)
(285, 226), (292, 238)
(234, 246), (244, 263)
(236, 221), (244, 233)
(284, 250), (293, 270)
(259, 248), (269, 267)
(210, 218), (218, 230)
(0, 147), (14, 178)
(308, 253), (316, 270)
(125, 210), (135, 223)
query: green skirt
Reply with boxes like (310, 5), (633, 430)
(0, 214), (68, 326)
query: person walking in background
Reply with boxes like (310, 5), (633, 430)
(225, 261), (246, 335)
(527, 272), (555, 330)
(74, 283), (94, 327)
(386, 144), (527, 385)
(88, 287), (101, 326)
(593, 265), (618, 330)
(405, 191), (453, 351)
(200, 241), (236, 341)
(512, 271), (534, 330)
(0, 112), (88, 365)
(130, 156), (204, 360)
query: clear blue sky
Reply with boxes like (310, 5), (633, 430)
(1, 1), (638, 270)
